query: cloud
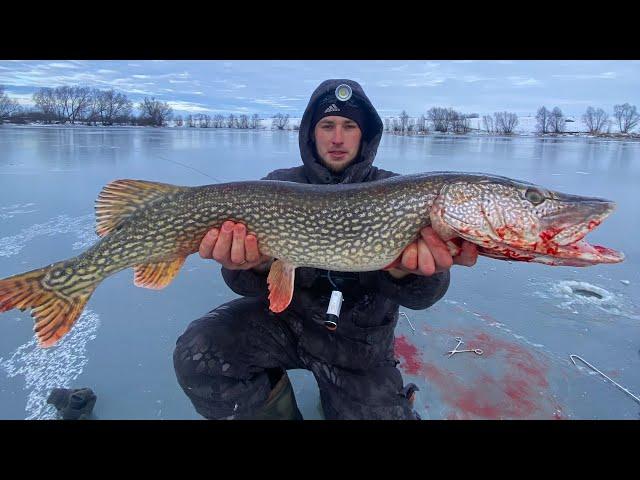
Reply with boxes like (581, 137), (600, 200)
(253, 98), (295, 109)
(404, 79), (445, 87)
(47, 62), (80, 69)
(551, 72), (617, 80)
(508, 76), (540, 86)
(166, 100), (213, 113)
(4, 91), (35, 106)
(132, 74), (149, 79)
(97, 69), (117, 74)
(463, 75), (493, 83)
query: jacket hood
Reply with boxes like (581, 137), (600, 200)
(298, 79), (383, 184)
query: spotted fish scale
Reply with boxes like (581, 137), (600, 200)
(0, 172), (624, 347)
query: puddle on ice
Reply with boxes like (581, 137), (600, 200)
(0, 310), (100, 419)
(530, 279), (639, 320)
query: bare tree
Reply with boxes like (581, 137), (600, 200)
(450, 111), (471, 134)
(399, 110), (409, 134)
(238, 114), (249, 129)
(251, 113), (260, 129)
(548, 107), (564, 134)
(384, 118), (391, 132)
(494, 112), (519, 134)
(174, 115), (183, 127)
(95, 89), (132, 125)
(613, 103), (640, 133)
(582, 107), (609, 135)
(212, 114), (224, 128)
(0, 86), (20, 122)
(85, 89), (131, 126)
(33, 88), (59, 123)
(392, 118), (400, 132)
(138, 97), (173, 126)
(535, 106), (551, 134)
(427, 107), (450, 132)
(272, 113), (289, 130)
(482, 115), (494, 133)
(186, 115), (195, 127)
(52, 86), (93, 124)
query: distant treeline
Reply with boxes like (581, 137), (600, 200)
(1, 85), (639, 136)
(0, 85), (174, 126)
(385, 104), (640, 136)
(177, 112), (291, 130)
(0, 85), (289, 130)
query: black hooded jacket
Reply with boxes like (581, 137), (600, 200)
(221, 79), (450, 330)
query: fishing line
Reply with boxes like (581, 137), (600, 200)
(326, 270), (338, 289)
(156, 155), (224, 183)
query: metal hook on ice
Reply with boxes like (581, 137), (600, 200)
(399, 312), (415, 334)
(569, 354), (640, 406)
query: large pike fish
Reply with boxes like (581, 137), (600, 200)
(0, 172), (624, 347)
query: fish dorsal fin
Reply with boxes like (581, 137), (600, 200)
(133, 256), (187, 289)
(95, 179), (181, 237)
(266, 259), (296, 313)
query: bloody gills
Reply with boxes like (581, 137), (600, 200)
(0, 172), (624, 347)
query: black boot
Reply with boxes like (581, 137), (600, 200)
(252, 372), (303, 420)
(47, 387), (97, 420)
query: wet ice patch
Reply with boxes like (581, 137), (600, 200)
(0, 203), (38, 220)
(0, 213), (97, 257)
(0, 310), (100, 420)
(531, 279), (640, 320)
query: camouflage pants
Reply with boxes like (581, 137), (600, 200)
(173, 296), (419, 420)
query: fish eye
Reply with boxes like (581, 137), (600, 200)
(525, 188), (545, 205)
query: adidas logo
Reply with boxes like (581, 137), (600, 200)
(324, 103), (340, 113)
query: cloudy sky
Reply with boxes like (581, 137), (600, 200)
(1, 60), (638, 118)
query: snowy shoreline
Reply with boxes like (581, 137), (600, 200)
(1, 122), (639, 141)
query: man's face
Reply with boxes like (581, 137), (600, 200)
(313, 116), (362, 172)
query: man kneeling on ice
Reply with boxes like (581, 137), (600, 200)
(173, 79), (478, 420)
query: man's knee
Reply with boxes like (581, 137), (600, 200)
(173, 303), (250, 382)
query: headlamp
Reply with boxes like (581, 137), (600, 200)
(335, 84), (353, 102)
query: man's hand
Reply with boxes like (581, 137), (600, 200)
(384, 227), (478, 279)
(199, 221), (272, 271)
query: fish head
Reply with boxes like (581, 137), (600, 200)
(431, 176), (625, 266)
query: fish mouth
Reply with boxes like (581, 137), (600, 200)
(540, 196), (616, 246)
(478, 196), (625, 266)
(535, 196), (624, 264)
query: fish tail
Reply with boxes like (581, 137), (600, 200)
(0, 261), (97, 348)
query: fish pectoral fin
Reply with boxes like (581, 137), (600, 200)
(133, 256), (187, 290)
(266, 260), (296, 313)
(0, 265), (96, 348)
(95, 179), (184, 237)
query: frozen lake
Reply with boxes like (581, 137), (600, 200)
(0, 125), (638, 420)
